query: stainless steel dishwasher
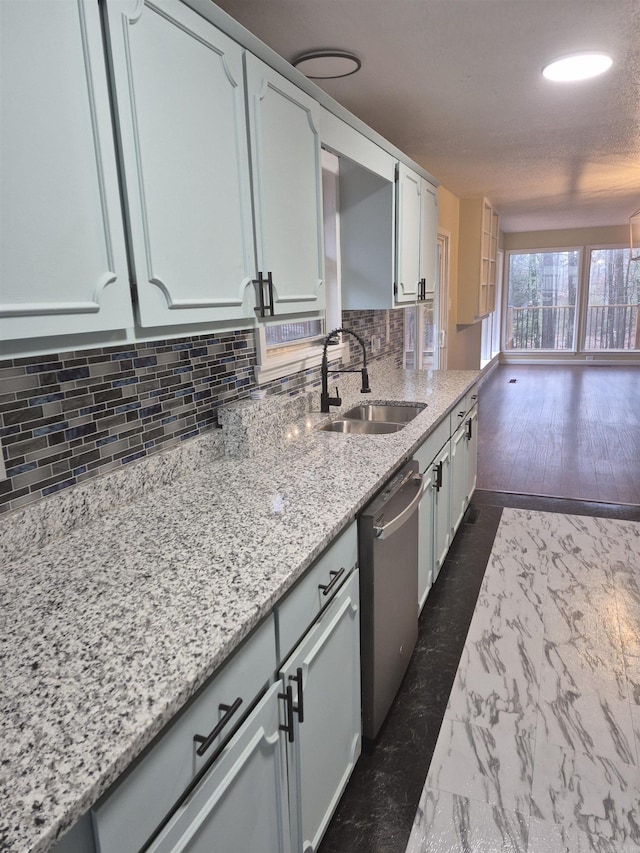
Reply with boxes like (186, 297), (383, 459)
(358, 460), (423, 741)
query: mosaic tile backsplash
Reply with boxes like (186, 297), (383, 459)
(0, 309), (405, 513)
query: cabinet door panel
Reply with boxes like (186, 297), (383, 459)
(105, 0), (255, 327)
(93, 617), (276, 853)
(466, 406), (478, 502)
(433, 442), (451, 581)
(450, 420), (467, 536)
(245, 54), (324, 315)
(396, 164), (421, 303)
(420, 182), (438, 297)
(417, 465), (435, 612)
(0, 0), (132, 341)
(149, 682), (291, 853)
(281, 571), (361, 853)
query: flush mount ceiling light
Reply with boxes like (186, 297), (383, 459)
(542, 52), (613, 82)
(292, 49), (361, 79)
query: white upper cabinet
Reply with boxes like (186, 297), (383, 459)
(396, 165), (422, 303)
(104, 0), (256, 327)
(245, 54), (325, 317)
(420, 181), (438, 298)
(0, 0), (133, 342)
(396, 164), (438, 304)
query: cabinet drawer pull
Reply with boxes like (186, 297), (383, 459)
(433, 461), (443, 491)
(318, 568), (345, 597)
(193, 697), (243, 757)
(266, 271), (275, 315)
(254, 271), (266, 317)
(253, 271), (276, 317)
(289, 667), (304, 724)
(279, 684), (295, 742)
(466, 417), (473, 440)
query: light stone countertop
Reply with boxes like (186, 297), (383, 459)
(0, 364), (479, 853)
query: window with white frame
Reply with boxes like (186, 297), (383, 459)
(583, 247), (640, 351)
(253, 149), (345, 383)
(503, 244), (640, 357)
(504, 249), (580, 352)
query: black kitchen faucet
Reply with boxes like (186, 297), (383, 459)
(320, 327), (371, 413)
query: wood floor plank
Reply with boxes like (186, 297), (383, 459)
(477, 365), (640, 504)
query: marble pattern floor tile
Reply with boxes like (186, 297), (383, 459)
(426, 718), (534, 816)
(615, 581), (640, 659)
(531, 739), (640, 852)
(445, 590), (544, 738)
(406, 787), (529, 853)
(624, 656), (640, 706)
(407, 508), (640, 853)
(537, 639), (636, 765)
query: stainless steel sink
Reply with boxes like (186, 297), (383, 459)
(342, 403), (425, 424)
(319, 419), (405, 435)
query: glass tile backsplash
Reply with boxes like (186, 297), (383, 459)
(0, 309), (405, 513)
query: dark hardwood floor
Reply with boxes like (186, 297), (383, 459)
(477, 363), (640, 504)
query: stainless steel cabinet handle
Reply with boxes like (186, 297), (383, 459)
(374, 474), (423, 539)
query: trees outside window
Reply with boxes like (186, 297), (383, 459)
(585, 248), (640, 350)
(505, 247), (640, 354)
(505, 251), (579, 350)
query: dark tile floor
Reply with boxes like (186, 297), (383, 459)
(318, 490), (640, 853)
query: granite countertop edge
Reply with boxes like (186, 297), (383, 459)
(0, 366), (479, 853)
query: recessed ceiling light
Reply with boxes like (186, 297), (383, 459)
(542, 52), (613, 82)
(292, 50), (361, 80)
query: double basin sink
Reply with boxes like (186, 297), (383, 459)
(319, 403), (425, 435)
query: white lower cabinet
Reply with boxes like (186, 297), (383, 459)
(92, 616), (279, 852)
(450, 415), (469, 537)
(280, 570), (361, 853)
(413, 415), (450, 609)
(149, 681), (292, 853)
(466, 404), (479, 501)
(413, 383), (479, 609)
(432, 440), (452, 582)
(91, 527), (360, 853)
(451, 396), (479, 539)
(417, 462), (435, 611)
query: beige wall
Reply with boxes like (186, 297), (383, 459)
(437, 185), (482, 370)
(504, 225), (628, 251)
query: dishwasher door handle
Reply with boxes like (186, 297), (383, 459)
(373, 474), (423, 539)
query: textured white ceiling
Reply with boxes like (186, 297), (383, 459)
(214, 0), (640, 232)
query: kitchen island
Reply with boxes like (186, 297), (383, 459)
(0, 363), (478, 852)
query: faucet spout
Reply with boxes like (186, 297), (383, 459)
(320, 327), (372, 413)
